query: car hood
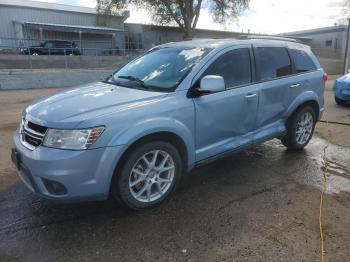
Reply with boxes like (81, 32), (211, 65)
(24, 82), (168, 128)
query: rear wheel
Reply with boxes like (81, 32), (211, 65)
(282, 106), (316, 150)
(112, 141), (182, 210)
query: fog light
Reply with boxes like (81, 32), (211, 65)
(42, 178), (67, 195)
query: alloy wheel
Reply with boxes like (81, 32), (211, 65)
(295, 111), (313, 145)
(128, 150), (175, 203)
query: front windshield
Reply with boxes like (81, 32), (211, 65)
(112, 46), (212, 91)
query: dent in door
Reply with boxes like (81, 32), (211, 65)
(257, 82), (289, 127)
(195, 93), (255, 149)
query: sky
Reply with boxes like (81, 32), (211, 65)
(37, 0), (347, 34)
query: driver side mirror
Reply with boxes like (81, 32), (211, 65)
(199, 75), (225, 95)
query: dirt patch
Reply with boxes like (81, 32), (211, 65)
(0, 123), (19, 132)
(315, 122), (350, 147)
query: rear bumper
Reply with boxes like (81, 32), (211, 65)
(12, 129), (126, 202)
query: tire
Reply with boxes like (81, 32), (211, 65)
(281, 106), (316, 150)
(111, 141), (182, 210)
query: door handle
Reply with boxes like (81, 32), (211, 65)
(245, 93), (257, 100)
(290, 83), (301, 88)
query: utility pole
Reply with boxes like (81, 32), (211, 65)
(343, 18), (350, 74)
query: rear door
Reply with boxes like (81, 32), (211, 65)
(253, 45), (295, 142)
(287, 48), (320, 103)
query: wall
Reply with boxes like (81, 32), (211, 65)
(125, 23), (241, 50)
(319, 58), (343, 75)
(0, 69), (114, 90)
(283, 27), (347, 60)
(0, 4), (125, 49)
(308, 31), (346, 59)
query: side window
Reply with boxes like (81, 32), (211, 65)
(289, 49), (317, 73)
(203, 48), (252, 88)
(57, 42), (65, 48)
(255, 47), (292, 81)
(63, 42), (72, 48)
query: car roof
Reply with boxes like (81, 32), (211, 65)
(158, 38), (310, 51)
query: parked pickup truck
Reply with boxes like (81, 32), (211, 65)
(21, 40), (81, 56)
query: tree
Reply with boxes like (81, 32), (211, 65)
(97, 0), (250, 39)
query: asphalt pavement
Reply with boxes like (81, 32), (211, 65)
(0, 79), (349, 262)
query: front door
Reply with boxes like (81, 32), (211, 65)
(193, 47), (259, 161)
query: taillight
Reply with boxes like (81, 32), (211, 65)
(323, 72), (328, 82)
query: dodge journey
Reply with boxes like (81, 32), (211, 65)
(12, 37), (326, 210)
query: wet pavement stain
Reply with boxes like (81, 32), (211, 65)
(0, 137), (350, 262)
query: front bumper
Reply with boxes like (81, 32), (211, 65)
(12, 129), (126, 202)
(333, 82), (350, 100)
(334, 89), (350, 100)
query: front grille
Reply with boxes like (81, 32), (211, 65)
(28, 121), (47, 134)
(20, 120), (47, 150)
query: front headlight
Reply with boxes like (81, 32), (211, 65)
(42, 127), (104, 150)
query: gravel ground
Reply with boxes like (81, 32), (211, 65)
(0, 79), (349, 262)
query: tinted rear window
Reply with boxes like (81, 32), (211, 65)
(289, 49), (317, 73)
(255, 47), (292, 81)
(203, 48), (252, 88)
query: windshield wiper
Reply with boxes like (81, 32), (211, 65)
(118, 75), (149, 89)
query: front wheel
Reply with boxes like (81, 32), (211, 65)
(282, 106), (316, 150)
(112, 141), (182, 210)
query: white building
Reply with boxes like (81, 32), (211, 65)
(281, 25), (348, 59)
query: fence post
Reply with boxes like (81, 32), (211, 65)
(96, 48), (100, 68)
(64, 48), (68, 69)
(343, 18), (350, 75)
(27, 52), (32, 70)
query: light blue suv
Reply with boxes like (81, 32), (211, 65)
(12, 38), (326, 210)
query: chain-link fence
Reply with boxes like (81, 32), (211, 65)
(0, 37), (145, 70)
(0, 46), (144, 69)
(0, 36), (346, 74)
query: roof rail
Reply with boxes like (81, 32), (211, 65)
(238, 35), (298, 43)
